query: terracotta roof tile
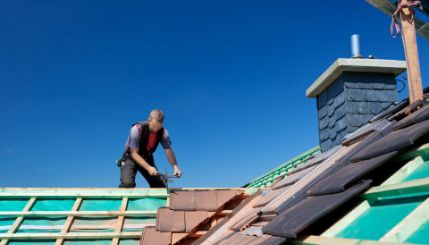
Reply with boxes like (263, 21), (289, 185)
(185, 211), (209, 232)
(140, 226), (171, 245)
(393, 104), (429, 130)
(272, 165), (316, 190)
(169, 190), (243, 212)
(308, 151), (398, 196)
(262, 180), (371, 238)
(195, 191), (218, 211)
(352, 119), (429, 161)
(216, 190), (243, 207)
(169, 191), (197, 211)
(157, 208), (185, 232)
(253, 187), (288, 208)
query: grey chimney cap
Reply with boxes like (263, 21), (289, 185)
(306, 58), (406, 98)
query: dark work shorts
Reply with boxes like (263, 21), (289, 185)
(119, 155), (166, 188)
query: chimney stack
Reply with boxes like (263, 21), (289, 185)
(306, 58), (406, 152)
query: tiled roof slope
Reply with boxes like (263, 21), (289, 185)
(140, 189), (246, 245)
(244, 146), (320, 188)
(193, 92), (429, 244)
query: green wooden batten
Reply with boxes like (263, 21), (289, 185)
(243, 146), (320, 188)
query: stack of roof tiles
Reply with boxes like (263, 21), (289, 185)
(140, 189), (244, 245)
(189, 93), (429, 244)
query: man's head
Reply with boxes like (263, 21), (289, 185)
(148, 109), (164, 132)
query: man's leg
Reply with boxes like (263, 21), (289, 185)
(137, 165), (166, 188)
(119, 158), (137, 188)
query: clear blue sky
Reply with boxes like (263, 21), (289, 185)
(0, 1), (428, 188)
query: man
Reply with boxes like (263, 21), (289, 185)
(119, 109), (182, 188)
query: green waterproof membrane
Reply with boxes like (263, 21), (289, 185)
(127, 197), (166, 211)
(64, 239), (112, 245)
(31, 199), (75, 211)
(406, 219), (429, 244)
(79, 199), (121, 211)
(403, 158), (429, 182)
(0, 199), (29, 211)
(17, 217), (67, 233)
(119, 239), (140, 245)
(70, 217), (116, 233)
(0, 217), (17, 233)
(336, 196), (424, 240)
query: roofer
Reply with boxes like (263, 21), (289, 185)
(119, 109), (182, 188)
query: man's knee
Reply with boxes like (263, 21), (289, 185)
(119, 181), (136, 188)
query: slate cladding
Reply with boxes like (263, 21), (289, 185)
(317, 72), (397, 152)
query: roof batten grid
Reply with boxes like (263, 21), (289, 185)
(380, 198), (429, 243)
(55, 197), (82, 245)
(0, 188), (168, 244)
(0, 197), (36, 245)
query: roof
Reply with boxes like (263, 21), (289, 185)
(243, 146), (320, 188)
(366, 0), (429, 40)
(140, 189), (248, 245)
(306, 58), (406, 98)
(192, 92), (429, 244)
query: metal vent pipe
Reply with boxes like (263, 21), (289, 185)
(351, 34), (363, 58)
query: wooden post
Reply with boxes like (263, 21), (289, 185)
(399, 0), (423, 103)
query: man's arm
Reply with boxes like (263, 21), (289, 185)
(130, 148), (158, 176)
(164, 148), (182, 177)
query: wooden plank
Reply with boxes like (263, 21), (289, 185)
(299, 235), (359, 245)
(0, 187), (251, 197)
(0, 188), (169, 198)
(381, 197), (429, 242)
(55, 197), (83, 245)
(0, 197), (36, 245)
(399, 0), (423, 103)
(0, 232), (142, 240)
(0, 223), (154, 231)
(364, 177), (429, 200)
(382, 156), (425, 185)
(322, 201), (371, 237)
(0, 210), (157, 217)
(111, 197), (129, 245)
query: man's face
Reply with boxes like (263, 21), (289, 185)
(148, 119), (163, 132)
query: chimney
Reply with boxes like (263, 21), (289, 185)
(306, 58), (406, 152)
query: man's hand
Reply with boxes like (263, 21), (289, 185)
(147, 166), (159, 176)
(173, 165), (182, 177)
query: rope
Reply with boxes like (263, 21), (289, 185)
(390, 0), (423, 37)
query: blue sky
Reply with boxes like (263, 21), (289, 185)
(0, 1), (428, 188)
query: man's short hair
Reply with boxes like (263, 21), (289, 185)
(148, 109), (164, 123)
